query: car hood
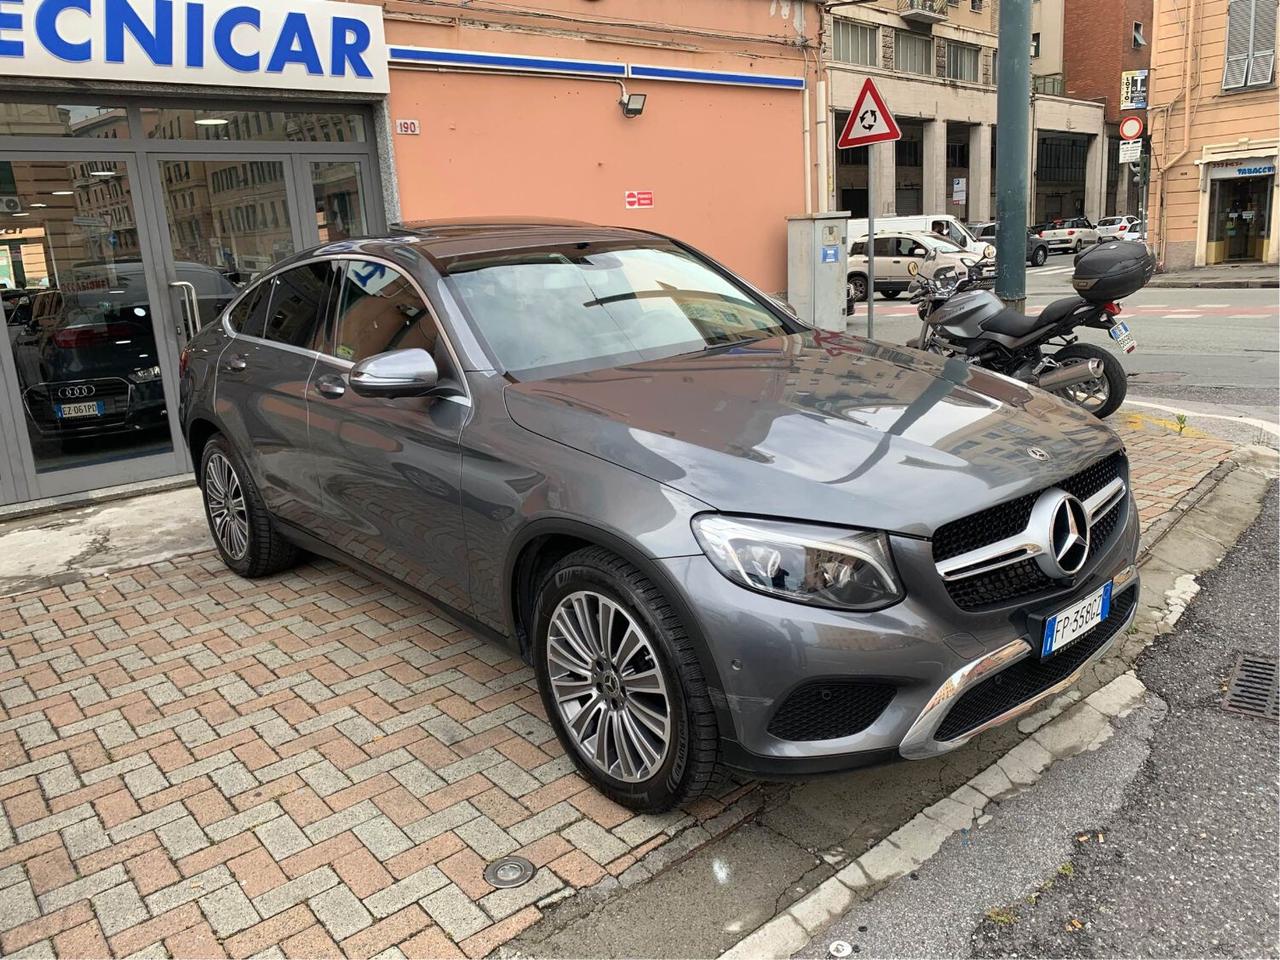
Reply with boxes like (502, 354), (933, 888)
(504, 332), (1121, 537)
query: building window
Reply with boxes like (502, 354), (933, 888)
(1031, 32), (1041, 58)
(833, 19), (879, 67)
(1132, 21), (1146, 47)
(971, 0), (984, 9)
(1223, 0), (1276, 89)
(946, 141), (970, 167)
(896, 31), (934, 75)
(897, 137), (923, 167)
(946, 41), (980, 81)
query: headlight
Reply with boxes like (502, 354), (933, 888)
(983, 243), (997, 260)
(692, 515), (903, 611)
(129, 365), (162, 383)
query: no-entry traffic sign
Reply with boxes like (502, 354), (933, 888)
(1119, 115), (1145, 141)
(837, 78), (902, 149)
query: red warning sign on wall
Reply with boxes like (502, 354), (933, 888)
(624, 190), (655, 209)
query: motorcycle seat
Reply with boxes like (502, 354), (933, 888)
(980, 295), (1089, 338)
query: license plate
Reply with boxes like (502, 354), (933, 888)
(55, 401), (104, 419)
(1042, 581), (1113, 657)
(1109, 321), (1137, 354)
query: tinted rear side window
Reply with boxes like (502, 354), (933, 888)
(226, 282), (271, 338)
(333, 260), (439, 363)
(263, 263), (333, 349)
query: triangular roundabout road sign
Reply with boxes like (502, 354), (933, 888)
(837, 77), (902, 149)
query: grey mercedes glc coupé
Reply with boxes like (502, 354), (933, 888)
(179, 219), (1140, 811)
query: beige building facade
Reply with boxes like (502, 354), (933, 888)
(1148, 0), (1279, 268)
(822, 0), (1106, 225)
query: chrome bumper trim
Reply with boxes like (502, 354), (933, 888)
(899, 565), (1139, 760)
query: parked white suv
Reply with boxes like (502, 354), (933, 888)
(1037, 217), (1099, 253)
(1097, 215), (1142, 240)
(847, 230), (995, 307)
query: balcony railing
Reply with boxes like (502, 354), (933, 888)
(899, 0), (949, 24)
(1032, 74), (1066, 96)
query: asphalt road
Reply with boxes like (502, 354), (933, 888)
(847, 263), (1280, 447)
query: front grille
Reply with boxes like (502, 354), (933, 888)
(934, 451), (1128, 610)
(935, 587), (1136, 741)
(768, 679), (897, 742)
(23, 379), (132, 431)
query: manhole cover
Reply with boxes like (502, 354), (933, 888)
(484, 855), (535, 889)
(1223, 654), (1279, 721)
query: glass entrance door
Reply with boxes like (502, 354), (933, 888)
(0, 156), (182, 490)
(151, 157), (303, 338)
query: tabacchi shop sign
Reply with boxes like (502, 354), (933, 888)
(0, 0), (390, 93)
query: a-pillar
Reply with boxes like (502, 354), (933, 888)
(922, 119), (947, 213)
(870, 139), (896, 216)
(969, 123), (993, 222)
(1084, 132), (1105, 222)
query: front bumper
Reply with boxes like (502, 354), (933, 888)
(661, 496), (1140, 777)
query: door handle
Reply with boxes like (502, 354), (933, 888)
(169, 280), (200, 340)
(223, 355), (248, 373)
(314, 373), (346, 399)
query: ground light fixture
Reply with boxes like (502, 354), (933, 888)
(620, 92), (647, 119)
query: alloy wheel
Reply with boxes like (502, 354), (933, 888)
(546, 590), (672, 783)
(205, 452), (250, 560)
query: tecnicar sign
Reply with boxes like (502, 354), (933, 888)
(0, 0), (390, 93)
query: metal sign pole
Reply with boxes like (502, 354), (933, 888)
(867, 148), (876, 340)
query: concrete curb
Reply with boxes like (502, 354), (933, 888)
(719, 673), (1150, 960)
(1147, 278), (1278, 288)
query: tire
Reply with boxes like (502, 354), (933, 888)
(532, 547), (720, 812)
(1073, 239), (1083, 254)
(1050, 343), (1127, 419)
(199, 433), (300, 577)
(846, 273), (867, 313)
(1031, 245), (1048, 267)
(882, 289), (902, 300)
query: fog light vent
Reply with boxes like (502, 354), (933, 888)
(484, 855), (535, 889)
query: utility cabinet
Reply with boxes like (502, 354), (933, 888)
(786, 212), (850, 332)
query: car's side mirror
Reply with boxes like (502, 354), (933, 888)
(910, 247), (927, 257)
(349, 348), (439, 399)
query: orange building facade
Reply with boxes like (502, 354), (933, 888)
(1147, 0), (1279, 269)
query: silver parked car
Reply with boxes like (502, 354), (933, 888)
(180, 220), (1141, 811)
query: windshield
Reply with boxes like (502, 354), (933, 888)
(442, 242), (792, 378)
(914, 233), (967, 254)
(1098, 217), (1123, 227)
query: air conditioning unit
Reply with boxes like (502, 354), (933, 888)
(0, 197), (22, 215)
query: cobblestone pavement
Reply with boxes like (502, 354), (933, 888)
(0, 418), (1237, 959)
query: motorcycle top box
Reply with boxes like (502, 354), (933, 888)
(1071, 241), (1155, 302)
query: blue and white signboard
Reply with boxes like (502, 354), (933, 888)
(0, 0), (389, 93)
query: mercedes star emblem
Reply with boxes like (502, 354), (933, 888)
(1027, 446), (1051, 462)
(1030, 489), (1091, 578)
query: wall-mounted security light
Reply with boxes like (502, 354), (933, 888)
(620, 92), (647, 119)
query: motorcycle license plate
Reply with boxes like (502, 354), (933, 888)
(1108, 321), (1137, 354)
(1042, 581), (1113, 657)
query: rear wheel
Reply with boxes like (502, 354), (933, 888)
(200, 434), (299, 577)
(532, 547), (719, 812)
(1073, 239), (1083, 253)
(846, 273), (868, 313)
(1050, 343), (1127, 419)
(1031, 245), (1049, 267)
(882, 289), (902, 300)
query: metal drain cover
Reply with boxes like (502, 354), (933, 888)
(1223, 654), (1279, 721)
(484, 855), (535, 889)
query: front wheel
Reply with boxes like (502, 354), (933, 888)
(846, 273), (868, 313)
(882, 289), (902, 300)
(532, 547), (720, 812)
(1050, 343), (1127, 419)
(1031, 246), (1048, 267)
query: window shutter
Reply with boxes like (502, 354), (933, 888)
(1248, 0), (1277, 86)
(1223, 0), (1253, 89)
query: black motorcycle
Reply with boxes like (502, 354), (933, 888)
(905, 241), (1154, 419)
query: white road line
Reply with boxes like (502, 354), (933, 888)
(1125, 399), (1280, 437)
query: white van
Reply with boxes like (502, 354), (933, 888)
(846, 214), (987, 257)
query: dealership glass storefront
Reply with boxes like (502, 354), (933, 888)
(0, 98), (385, 505)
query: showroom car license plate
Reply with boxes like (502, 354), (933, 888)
(1041, 581), (1113, 657)
(55, 401), (104, 419)
(1108, 321), (1137, 354)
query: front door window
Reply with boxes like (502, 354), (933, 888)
(0, 159), (175, 474)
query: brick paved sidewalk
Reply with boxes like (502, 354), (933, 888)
(0, 417), (1235, 960)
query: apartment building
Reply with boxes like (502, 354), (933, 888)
(1147, 0), (1278, 268)
(823, 0), (1106, 225)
